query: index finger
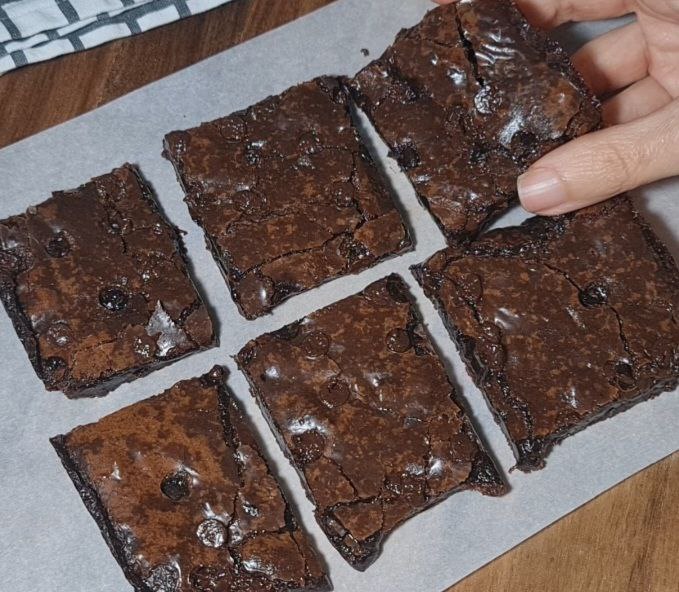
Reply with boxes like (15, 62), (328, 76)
(432, 0), (633, 29)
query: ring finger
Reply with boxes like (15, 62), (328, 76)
(572, 22), (649, 96)
(603, 76), (673, 124)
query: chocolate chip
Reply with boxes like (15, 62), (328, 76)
(45, 231), (71, 258)
(395, 144), (421, 170)
(510, 130), (539, 159)
(386, 275), (410, 303)
(579, 282), (609, 308)
(291, 430), (326, 465)
(300, 330), (330, 358)
(322, 378), (351, 408)
(196, 519), (227, 548)
(386, 328), (411, 353)
(46, 321), (71, 347)
(339, 237), (369, 264)
(332, 183), (357, 208)
(457, 272), (483, 303)
(474, 86), (500, 115)
(99, 287), (129, 312)
(403, 85), (420, 103)
(144, 564), (180, 592)
(245, 146), (262, 166)
(613, 361), (635, 391)
(362, 281), (393, 307)
(160, 470), (191, 502)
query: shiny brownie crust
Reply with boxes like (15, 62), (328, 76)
(237, 274), (506, 570)
(164, 76), (411, 319)
(413, 197), (679, 471)
(349, 0), (601, 244)
(51, 367), (330, 592)
(0, 164), (215, 397)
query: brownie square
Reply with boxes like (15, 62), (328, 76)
(0, 164), (214, 397)
(164, 76), (411, 320)
(349, 0), (600, 244)
(237, 274), (506, 570)
(51, 367), (329, 592)
(413, 197), (679, 471)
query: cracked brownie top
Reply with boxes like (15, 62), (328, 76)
(164, 76), (411, 320)
(349, 0), (600, 244)
(0, 164), (215, 397)
(237, 274), (506, 570)
(413, 197), (679, 471)
(51, 367), (329, 592)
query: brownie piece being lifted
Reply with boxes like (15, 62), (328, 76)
(51, 367), (330, 592)
(0, 164), (214, 397)
(350, 0), (600, 244)
(164, 76), (411, 320)
(414, 197), (679, 471)
(237, 274), (506, 570)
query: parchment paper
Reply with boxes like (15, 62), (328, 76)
(0, 1), (677, 591)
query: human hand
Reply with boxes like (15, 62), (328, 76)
(434, 0), (679, 215)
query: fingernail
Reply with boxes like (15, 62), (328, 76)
(518, 168), (569, 214)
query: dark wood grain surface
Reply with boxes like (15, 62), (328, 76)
(0, 1), (677, 590)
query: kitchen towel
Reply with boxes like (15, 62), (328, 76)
(0, 0), (234, 74)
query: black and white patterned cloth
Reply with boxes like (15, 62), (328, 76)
(0, 0), (233, 73)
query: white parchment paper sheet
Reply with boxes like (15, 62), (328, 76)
(0, 1), (677, 591)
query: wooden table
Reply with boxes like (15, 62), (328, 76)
(1, 1), (677, 589)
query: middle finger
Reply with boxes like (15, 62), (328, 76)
(603, 76), (673, 124)
(572, 22), (648, 96)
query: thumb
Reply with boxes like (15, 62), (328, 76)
(517, 99), (679, 215)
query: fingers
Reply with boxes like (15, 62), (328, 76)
(572, 23), (648, 96)
(603, 77), (673, 124)
(518, 0), (632, 28)
(432, 0), (633, 29)
(517, 99), (679, 215)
